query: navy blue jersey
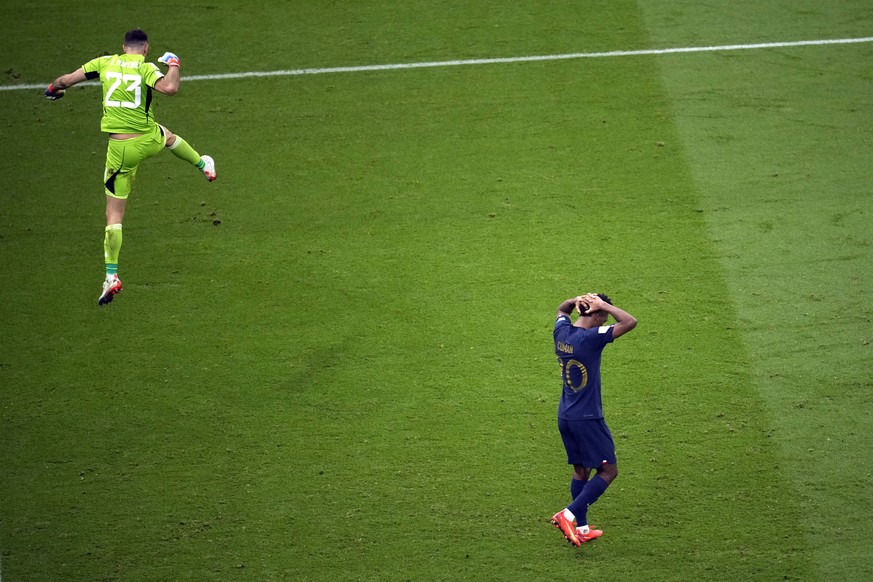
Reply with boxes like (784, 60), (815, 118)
(554, 314), (614, 420)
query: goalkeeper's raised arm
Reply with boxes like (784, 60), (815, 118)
(154, 51), (181, 95)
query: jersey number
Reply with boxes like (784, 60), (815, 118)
(105, 72), (142, 109)
(559, 358), (588, 392)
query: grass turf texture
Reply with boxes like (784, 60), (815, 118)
(2, 1), (872, 580)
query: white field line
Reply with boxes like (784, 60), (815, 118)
(3, 36), (873, 92)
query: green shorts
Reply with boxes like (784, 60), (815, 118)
(103, 124), (166, 199)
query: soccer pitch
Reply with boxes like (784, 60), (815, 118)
(2, 1), (872, 580)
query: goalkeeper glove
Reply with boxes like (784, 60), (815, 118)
(44, 84), (65, 100)
(158, 52), (181, 68)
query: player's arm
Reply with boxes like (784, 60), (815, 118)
(153, 52), (181, 95)
(44, 68), (87, 99)
(557, 296), (585, 319)
(583, 293), (638, 338)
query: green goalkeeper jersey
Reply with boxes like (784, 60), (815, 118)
(82, 53), (165, 134)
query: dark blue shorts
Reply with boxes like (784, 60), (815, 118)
(558, 417), (616, 468)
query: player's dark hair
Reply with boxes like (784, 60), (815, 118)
(124, 29), (149, 47)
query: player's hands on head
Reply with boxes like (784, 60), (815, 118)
(582, 293), (603, 314)
(44, 84), (65, 100)
(158, 52), (180, 67)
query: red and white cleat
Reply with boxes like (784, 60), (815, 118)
(98, 275), (123, 306)
(201, 155), (216, 182)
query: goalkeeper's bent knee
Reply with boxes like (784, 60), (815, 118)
(166, 135), (202, 166)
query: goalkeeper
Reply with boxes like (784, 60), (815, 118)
(45, 29), (217, 306)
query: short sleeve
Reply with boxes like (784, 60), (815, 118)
(596, 325), (615, 345)
(140, 62), (164, 88)
(553, 314), (571, 339)
(81, 56), (107, 79)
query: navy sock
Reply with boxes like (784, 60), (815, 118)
(567, 474), (610, 525)
(570, 478), (587, 500)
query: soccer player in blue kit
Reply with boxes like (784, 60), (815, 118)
(551, 292), (637, 546)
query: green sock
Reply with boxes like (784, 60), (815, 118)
(104, 224), (122, 277)
(168, 135), (204, 167)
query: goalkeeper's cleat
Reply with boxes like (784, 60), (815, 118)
(200, 155), (216, 182)
(98, 275), (123, 306)
(575, 525), (603, 543)
(551, 511), (580, 547)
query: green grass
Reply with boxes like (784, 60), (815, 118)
(2, 1), (872, 580)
